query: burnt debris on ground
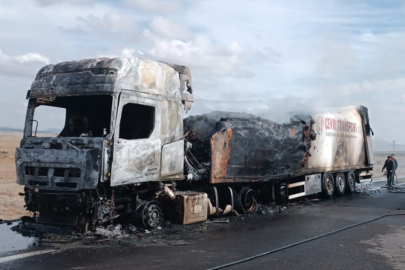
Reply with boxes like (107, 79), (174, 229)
(355, 181), (381, 194)
(12, 216), (208, 248)
(9, 201), (291, 249)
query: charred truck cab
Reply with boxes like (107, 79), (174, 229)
(16, 57), (375, 231)
(16, 58), (194, 230)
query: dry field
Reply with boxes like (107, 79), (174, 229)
(0, 132), (30, 220)
(0, 131), (404, 221)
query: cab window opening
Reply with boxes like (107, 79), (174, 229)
(119, 103), (155, 140)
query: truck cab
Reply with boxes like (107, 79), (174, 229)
(16, 57), (194, 228)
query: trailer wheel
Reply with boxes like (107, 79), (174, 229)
(239, 187), (256, 212)
(346, 171), (356, 194)
(335, 172), (346, 196)
(322, 173), (335, 198)
(136, 201), (164, 229)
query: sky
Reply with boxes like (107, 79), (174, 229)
(0, 0), (405, 143)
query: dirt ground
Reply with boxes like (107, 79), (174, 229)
(0, 132), (30, 220)
(0, 131), (404, 221)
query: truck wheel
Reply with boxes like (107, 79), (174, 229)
(136, 201), (164, 229)
(322, 173), (335, 198)
(345, 171), (356, 194)
(239, 187), (256, 212)
(335, 172), (346, 196)
(79, 220), (92, 233)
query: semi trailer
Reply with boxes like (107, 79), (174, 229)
(15, 57), (374, 230)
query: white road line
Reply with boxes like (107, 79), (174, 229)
(0, 250), (57, 264)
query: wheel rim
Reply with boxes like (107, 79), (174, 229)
(348, 174), (355, 190)
(326, 176), (334, 193)
(338, 175), (345, 191)
(242, 189), (256, 212)
(142, 202), (163, 229)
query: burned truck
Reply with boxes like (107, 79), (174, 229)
(15, 57), (374, 230)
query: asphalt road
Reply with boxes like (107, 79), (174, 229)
(1, 179), (405, 270)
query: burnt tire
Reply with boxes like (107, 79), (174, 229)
(345, 171), (356, 194)
(335, 172), (346, 196)
(322, 173), (335, 198)
(238, 187), (256, 212)
(136, 201), (164, 229)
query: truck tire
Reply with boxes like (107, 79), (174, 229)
(322, 173), (335, 198)
(335, 172), (346, 196)
(238, 187), (256, 212)
(345, 171), (356, 194)
(135, 201), (164, 229)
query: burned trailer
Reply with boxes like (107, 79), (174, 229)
(16, 57), (199, 230)
(184, 106), (374, 206)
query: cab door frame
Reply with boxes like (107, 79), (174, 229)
(110, 92), (162, 186)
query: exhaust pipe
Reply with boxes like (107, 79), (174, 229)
(163, 185), (176, 200)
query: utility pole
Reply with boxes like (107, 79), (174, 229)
(393, 140), (396, 152)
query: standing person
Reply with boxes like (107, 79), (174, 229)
(391, 154), (398, 186)
(382, 156), (394, 187)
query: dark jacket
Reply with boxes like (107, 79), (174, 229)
(382, 160), (394, 172)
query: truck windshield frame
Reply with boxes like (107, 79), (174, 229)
(24, 94), (114, 138)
